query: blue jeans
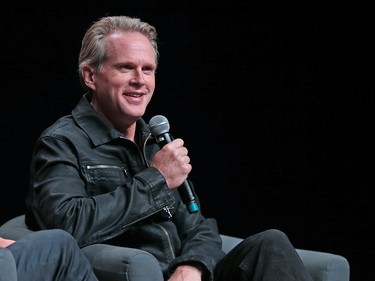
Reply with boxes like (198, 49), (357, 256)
(4, 229), (98, 281)
(0, 247), (17, 281)
(81, 243), (164, 281)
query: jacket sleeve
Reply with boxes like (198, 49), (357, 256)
(167, 184), (226, 281)
(28, 135), (176, 247)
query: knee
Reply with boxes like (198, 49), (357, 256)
(47, 228), (74, 240)
(32, 228), (72, 240)
(244, 229), (290, 248)
(82, 244), (164, 281)
(261, 229), (288, 242)
(127, 251), (163, 280)
(35, 229), (78, 250)
(262, 229), (289, 245)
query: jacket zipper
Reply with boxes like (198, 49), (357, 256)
(141, 134), (173, 219)
(116, 134), (171, 230)
(153, 222), (176, 259)
(85, 164), (128, 176)
(141, 133), (152, 167)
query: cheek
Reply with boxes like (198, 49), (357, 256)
(93, 74), (111, 90)
(147, 76), (156, 90)
(108, 76), (125, 87)
(96, 69), (122, 86)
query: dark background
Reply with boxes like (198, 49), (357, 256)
(1, 1), (373, 280)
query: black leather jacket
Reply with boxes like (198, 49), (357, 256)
(25, 94), (225, 279)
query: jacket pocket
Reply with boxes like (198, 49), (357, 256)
(81, 164), (129, 195)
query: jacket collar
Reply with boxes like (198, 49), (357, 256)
(72, 93), (151, 147)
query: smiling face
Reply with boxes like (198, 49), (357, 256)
(82, 31), (156, 132)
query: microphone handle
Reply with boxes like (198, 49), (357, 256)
(155, 132), (173, 146)
(179, 180), (199, 213)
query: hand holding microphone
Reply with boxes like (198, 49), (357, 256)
(148, 115), (199, 213)
(150, 138), (191, 189)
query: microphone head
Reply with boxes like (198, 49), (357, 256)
(148, 115), (170, 136)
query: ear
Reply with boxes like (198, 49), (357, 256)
(81, 65), (96, 91)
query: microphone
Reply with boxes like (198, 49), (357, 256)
(148, 115), (199, 213)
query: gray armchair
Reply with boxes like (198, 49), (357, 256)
(1, 215), (350, 281)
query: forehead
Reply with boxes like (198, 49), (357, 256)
(105, 32), (155, 60)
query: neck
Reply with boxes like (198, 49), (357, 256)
(121, 123), (137, 142)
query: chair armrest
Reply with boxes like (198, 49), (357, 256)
(0, 215), (32, 240)
(296, 249), (350, 281)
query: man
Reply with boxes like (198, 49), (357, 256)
(25, 15), (313, 281)
(0, 230), (98, 281)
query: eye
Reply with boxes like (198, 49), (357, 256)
(142, 65), (155, 74)
(118, 64), (133, 72)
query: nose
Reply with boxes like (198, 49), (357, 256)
(130, 68), (146, 85)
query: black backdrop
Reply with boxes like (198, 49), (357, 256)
(1, 1), (373, 280)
